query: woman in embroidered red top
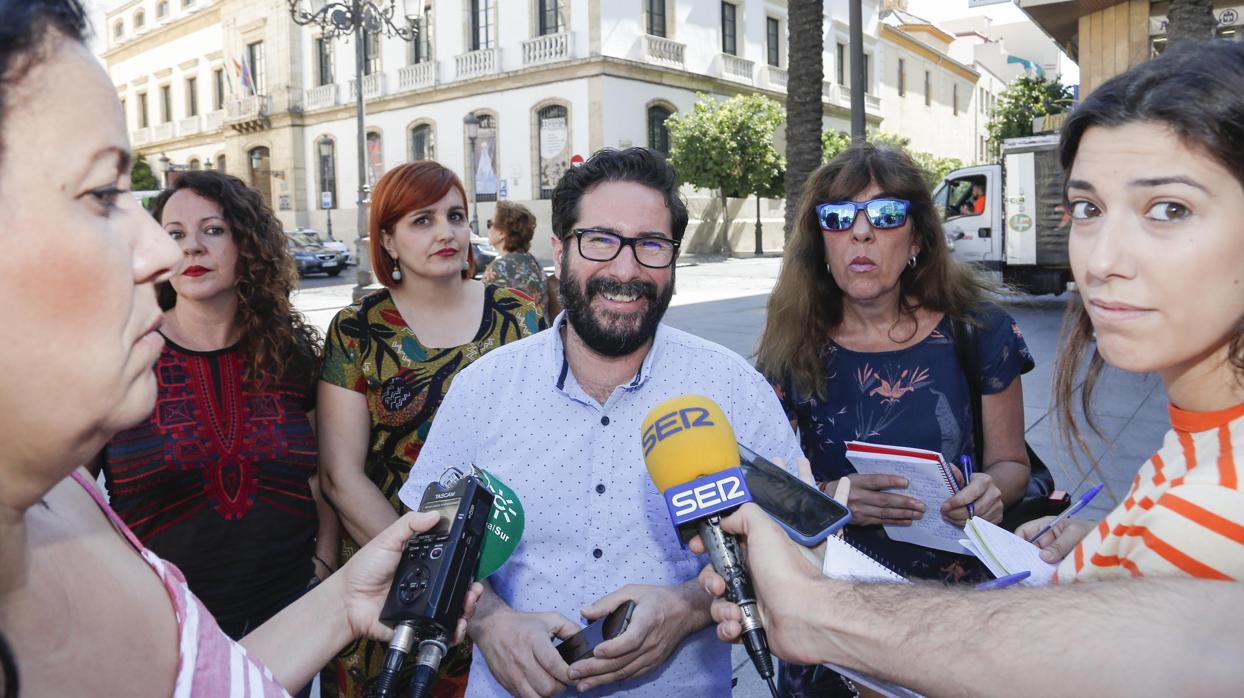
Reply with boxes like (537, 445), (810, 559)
(318, 161), (543, 696)
(93, 170), (340, 654)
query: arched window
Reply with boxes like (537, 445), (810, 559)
(411, 123), (435, 161)
(216, 154), (226, 173)
(468, 113), (498, 203)
(156, 1), (168, 19)
(317, 137), (337, 209)
(647, 104), (673, 155)
(113, 20), (124, 39)
(366, 131), (384, 186)
(134, 9), (145, 29)
(188, 158), (201, 170)
(247, 146), (271, 206)
(537, 104), (568, 199)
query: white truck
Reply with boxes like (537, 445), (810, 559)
(934, 134), (1071, 295)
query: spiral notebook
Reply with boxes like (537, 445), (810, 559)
(844, 441), (965, 554)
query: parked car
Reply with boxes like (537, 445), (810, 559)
(289, 226), (354, 265)
(286, 232), (344, 277)
(471, 234), (497, 276)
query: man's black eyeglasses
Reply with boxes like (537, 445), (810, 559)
(568, 228), (680, 269)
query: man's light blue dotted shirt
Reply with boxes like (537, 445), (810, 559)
(399, 316), (803, 697)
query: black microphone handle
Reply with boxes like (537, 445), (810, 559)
(696, 515), (775, 685)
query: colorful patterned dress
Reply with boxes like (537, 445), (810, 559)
(320, 285), (544, 697)
(480, 251), (549, 317)
(101, 338), (319, 640)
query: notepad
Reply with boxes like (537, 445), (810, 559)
(821, 534), (909, 584)
(960, 516), (1057, 586)
(844, 441), (965, 554)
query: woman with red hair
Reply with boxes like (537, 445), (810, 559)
(317, 161), (544, 696)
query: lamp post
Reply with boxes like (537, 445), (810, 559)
(287, 0), (419, 300)
(318, 137), (335, 239)
(159, 152), (171, 188)
(464, 111), (479, 234)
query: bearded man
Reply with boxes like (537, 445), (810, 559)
(400, 147), (802, 698)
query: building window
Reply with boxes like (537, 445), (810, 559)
(189, 158), (201, 170)
(315, 37), (334, 86)
(646, 0), (666, 37)
(721, 2), (737, 56)
(411, 123), (435, 161)
(836, 42), (845, 85)
(953, 83), (959, 115)
(538, 0), (561, 36)
(185, 77), (198, 117)
(184, 0), (195, 6)
(248, 146), (271, 204)
(766, 17), (780, 67)
(120, 98), (127, 127)
(366, 131), (384, 186)
(863, 54), (869, 94)
(924, 70), (931, 106)
(361, 30), (381, 75)
(247, 41), (266, 94)
(156, 1), (168, 19)
(647, 105), (672, 155)
(216, 154), (226, 172)
(138, 92), (148, 128)
(470, 113), (498, 202)
(471, 0), (494, 51)
(318, 138), (337, 208)
(537, 105), (568, 199)
(898, 58), (905, 96)
(213, 68), (224, 110)
(411, 5), (432, 64)
(134, 9), (145, 29)
(113, 20), (124, 40)
(160, 84), (172, 123)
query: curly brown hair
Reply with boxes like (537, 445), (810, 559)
(152, 171), (320, 391)
(490, 200), (537, 253)
(757, 144), (995, 399)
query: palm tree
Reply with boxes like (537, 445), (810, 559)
(782, 0), (824, 241)
(1166, 0), (1216, 48)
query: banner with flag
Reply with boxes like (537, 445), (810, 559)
(232, 55), (255, 95)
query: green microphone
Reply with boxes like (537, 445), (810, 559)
(472, 467), (524, 580)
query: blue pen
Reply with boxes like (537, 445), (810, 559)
(959, 454), (975, 519)
(975, 571), (1031, 590)
(1027, 483), (1106, 543)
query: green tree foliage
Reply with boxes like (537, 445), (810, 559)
(131, 153), (159, 191)
(666, 93), (785, 256)
(986, 74), (1073, 154)
(821, 129), (961, 189)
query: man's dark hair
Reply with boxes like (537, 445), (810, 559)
(550, 147), (689, 243)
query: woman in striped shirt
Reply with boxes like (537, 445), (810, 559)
(1019, 40), (1244, 583)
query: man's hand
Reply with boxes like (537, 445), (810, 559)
(471, 604), (580, 698)
(567, 582), (709, 692)
(691, 504), (828, 666)
(1016, 516), (1094, 563)
(827, 473), (925, 526)
(942, 467), (1005, 526)
(335, 511), (482, 645)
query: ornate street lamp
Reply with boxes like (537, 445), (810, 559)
(464, 111), (479, 235)
(158, 152), (171, 188)
(287, 0), (420, 299)
(318, 137), (335, 239)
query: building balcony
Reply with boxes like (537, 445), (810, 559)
(152, 121), (174, 141)
(397, 61), (437, 92)
(348, 73), (385, 100)
(455, 48), (498, 79)
(764, 65), (787, 90)
(177, 114), (202, 136)
(640, 34), (685, 68)
(204, 109), (223, 131)
(132, 126), (152, 146)
(835, 84), (881, 114)
(522, 31), (572, 67)
(225, 94), (270, 132)
(719, 53), (755, 83)
(304, 83), (338, 110)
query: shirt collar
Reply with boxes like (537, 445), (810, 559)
(547, 312), (667, 393)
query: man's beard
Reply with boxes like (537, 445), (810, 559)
(559, 264), (674, 358)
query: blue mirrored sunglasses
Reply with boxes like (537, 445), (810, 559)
(816, 198), (911, 232)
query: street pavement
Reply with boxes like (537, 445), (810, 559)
(294, 256), (1171, 695)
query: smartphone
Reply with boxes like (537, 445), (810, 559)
(554, 600), (637, 664)
(737, 443), (851, 545)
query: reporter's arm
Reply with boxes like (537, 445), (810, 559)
(317, 380), (398, 545)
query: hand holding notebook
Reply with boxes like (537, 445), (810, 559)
(959, 516), (1058, 586)
(843, 441), (966, 554)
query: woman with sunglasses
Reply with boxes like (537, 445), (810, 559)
(757, 144), (1033, 695)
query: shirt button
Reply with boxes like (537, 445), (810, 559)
(595, 483), (606, 494)
(592, 548), (603, 559)
(600, 415), (610, 426)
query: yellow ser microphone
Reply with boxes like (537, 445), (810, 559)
(641, 395), (777, 697)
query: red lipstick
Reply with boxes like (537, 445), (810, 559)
(182, 265), (209, 277)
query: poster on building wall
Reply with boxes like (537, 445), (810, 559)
(540, 115), (569, 193)
(474, 127), (498, 198)
(366, 134), (385, 186)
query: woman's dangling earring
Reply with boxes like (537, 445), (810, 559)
(391, 258), (402, 282)
(908, 255), (917, 269)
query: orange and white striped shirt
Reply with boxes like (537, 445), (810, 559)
(1056, 401), (1244, 582)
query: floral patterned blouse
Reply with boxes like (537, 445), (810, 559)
(773, 303), (1034, 582)
(318, 284), (543, 697)
(480, 251), (549, 317)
